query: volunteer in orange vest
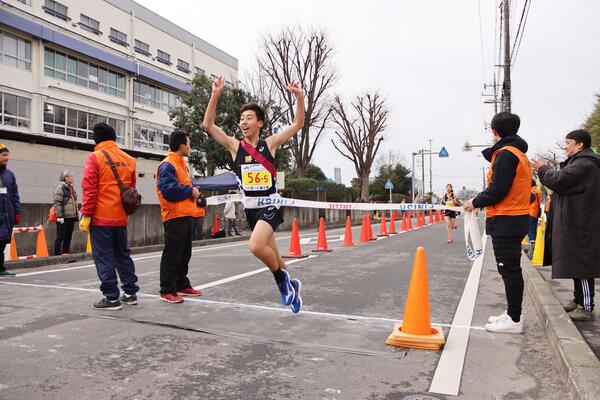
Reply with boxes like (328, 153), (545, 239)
(155, 131), (203, 304)
(80, 123), (139, 310)
(464, 112), (531, 334)
(528, 180), (541, 246)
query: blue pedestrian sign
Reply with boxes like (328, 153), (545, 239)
(384, 180), (394, 190)
(439, 146), (449, 158)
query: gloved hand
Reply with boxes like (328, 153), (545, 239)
(79, 216), (91, 232)
(14, 214), (20, 225)
(57, 218), (64, 224)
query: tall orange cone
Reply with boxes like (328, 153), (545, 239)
(378, 213), (389, 237)
(9, 233), (18, 261)
(386, 247), (445, 350)
(283, 218), (308, 258)
(407, 212), (413, 230)
(359, 215), (370, 244)
(313, 217), (333, 252)
(35, 227), (49, 258)
(213, 216), (220, 234)
(400, 212), (408, 231)
(367, 215), (375, 241)
(429, 210), (434, 225)
(389, 212), (397, 234)
(343, 216), (356, 247)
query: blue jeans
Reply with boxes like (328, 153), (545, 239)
(528, 216), (538, 241)
(90, 226), (139, 300)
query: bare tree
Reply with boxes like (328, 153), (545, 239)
(258, 26), (337, 178)
(331, 93), (388, 202)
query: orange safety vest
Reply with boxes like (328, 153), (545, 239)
(93, 141), (136, 225)
(155, 152), (197, 222)
(486, 146), (532, 218)
(194, 203), (206, 218)
(529, 187), (541, 217)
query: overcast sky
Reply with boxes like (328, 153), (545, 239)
(137, 0), (600, 195)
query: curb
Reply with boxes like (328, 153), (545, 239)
(523, 255), (600, 400)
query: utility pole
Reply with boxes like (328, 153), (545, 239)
(411, 152), (416, 204)
(421, 150), (425, 204)
(502, 0), (511, 112)
(483, 76), (501, 114)
(428, 139), (433, 204)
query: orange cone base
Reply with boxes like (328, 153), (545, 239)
(385, 323), (445, 350)
(343, 242), (356, 247)
(282, 254), (309, 259)
(312, 248), (333, 253)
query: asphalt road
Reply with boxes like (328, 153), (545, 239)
(0, 217), (569, 399)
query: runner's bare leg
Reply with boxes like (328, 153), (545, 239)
(248, 220), (279, 272)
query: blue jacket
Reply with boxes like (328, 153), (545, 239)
(156, 163), (193, 202)
(0, 166), (21, 242)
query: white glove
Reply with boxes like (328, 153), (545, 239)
(57, 218), (64, 224)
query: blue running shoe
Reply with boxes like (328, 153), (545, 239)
(276, 269), (295, 305)
(290, 279), (302, 314)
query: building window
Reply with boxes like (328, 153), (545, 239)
(17, 0), (31, 5)
(156, 50), (171, 65)
(194, 67), (205, 77)
(133, 80), (180, 112)
(0, 92), (30, 129)
(44, 48), (125, 98)
(134, 39), (150, 56)
(43, 0), (69, 21)
(0, 30), (31, 70)
(134, 123), (170, 152)
(177, 59), (190, 73)
(109, 28), (127, 46)
(43, 103), (125, 144)
(79, 14), (101, 35)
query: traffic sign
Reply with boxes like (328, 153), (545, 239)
(384, 180), (394, 190)
(439, 146), (449, 158)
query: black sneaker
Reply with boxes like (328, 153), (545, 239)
(0, 270), (16, 277)
(119, 293), (137, 305)
(93, 298), (122, 310)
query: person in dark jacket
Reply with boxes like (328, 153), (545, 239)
(0, 144), (21, 277)
(464, 112), (531, 334)
(53, 169), (79, 255)
(534, 129), (600, 321)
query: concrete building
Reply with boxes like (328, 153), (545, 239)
(0, 0), (238, 205)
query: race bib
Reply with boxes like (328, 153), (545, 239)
(241, 164), (272, 192)
(446, 201), (455, 207)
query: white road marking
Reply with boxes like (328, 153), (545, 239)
(0, 280), (485, 330)
(429, 233), (488, 396)
(194, 255), (317, 290)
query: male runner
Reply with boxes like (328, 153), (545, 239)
(203, 77), (305, 313)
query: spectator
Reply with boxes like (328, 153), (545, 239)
(224, 191), (241, 236)
(464, 112), (531, 334)
(155, 131), (203, 304)
(53, 169), (79, 255)
(528, 179), (541, 248)
(534, 129), (600, 321)
(0, 144), (20, 277)
(80, 123), (139, 310)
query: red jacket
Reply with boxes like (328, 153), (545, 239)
(81, 141), (136, 226)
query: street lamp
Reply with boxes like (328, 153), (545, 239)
(462, 140), (491, 152)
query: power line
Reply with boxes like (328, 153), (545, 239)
(511, 0), (532, 66)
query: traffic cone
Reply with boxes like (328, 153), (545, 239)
(359, 215), (370, 243)
(213, 216), (220, 234)
(35, 226), (49, 258)
(8, 233), (18, 261)
(531, 219), (545, 266)
(283, 218), (308, 259)
(367, 215), (375, 241)
(86, 232), (92, 253)
(407, 212), (413, 230)
(378, 213), (389, 237)
(400, 212), (408, 231)
(386, 247), (445, 350)
(389, 212), (397, 234)
(313, 217), (333, 252)
(429, 210), (434, 225)
(343, 216), (355, 247)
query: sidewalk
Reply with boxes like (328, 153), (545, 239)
(522, 256), (600, 400)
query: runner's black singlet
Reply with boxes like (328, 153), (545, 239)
(234, 139), (277, 197)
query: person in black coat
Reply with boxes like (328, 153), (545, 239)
(534, 129), (600, 321)
(0, 144), (21, 277)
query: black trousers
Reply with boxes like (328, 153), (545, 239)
(573, 278), (595, 312)
(491, 236), (524, 322)
(0, 240), (8, 272)
(160, 216), (193, 294)
(54, 218), (77, 255)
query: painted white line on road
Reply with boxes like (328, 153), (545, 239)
(429, 233), (488, 396)
(0, 280), (485, 330)
(194, 255), (317, 290)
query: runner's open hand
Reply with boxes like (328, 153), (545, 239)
(212, 77), (225, 96)
(286, 82), (304, 101)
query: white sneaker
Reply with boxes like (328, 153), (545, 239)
(485, 314), (523, 334)
(488, 311), (508, 323)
